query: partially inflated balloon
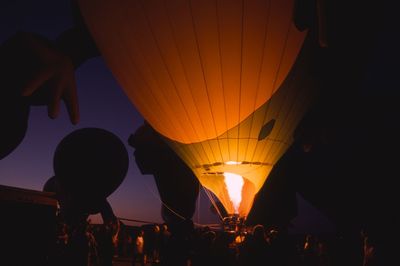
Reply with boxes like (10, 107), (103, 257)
(79, 0), (315, 218)
(53, 128), (129, 207)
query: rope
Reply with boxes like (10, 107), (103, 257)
(143, 178), (187, 221)
(201, 185), (224, 221)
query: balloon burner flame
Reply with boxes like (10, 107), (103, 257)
(223, 172), (244, 214)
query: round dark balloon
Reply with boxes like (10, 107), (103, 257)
(43, 176), (58, 193)
(53, 128), (129, 203)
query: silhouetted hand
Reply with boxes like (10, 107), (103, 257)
(1, 31), (79, 124)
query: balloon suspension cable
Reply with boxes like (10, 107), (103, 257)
(200, 184), (224, 222)
(117, 217), (160, 225)
(143, 179), (187, 221)
(197, 182), (201, 224)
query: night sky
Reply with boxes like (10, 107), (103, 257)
(5, 0), (392, 233)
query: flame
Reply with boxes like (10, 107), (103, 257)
(223, 172), (244, 214)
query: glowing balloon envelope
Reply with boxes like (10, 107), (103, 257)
(79, 0), (314, 218)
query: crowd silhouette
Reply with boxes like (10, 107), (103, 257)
(46, 217), (384, 266)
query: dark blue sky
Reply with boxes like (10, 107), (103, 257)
(0, 0), (338, 232)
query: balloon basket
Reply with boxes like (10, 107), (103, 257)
(222, 214), (246, 233)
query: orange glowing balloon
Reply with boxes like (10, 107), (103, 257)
(79, 0), (314, 218)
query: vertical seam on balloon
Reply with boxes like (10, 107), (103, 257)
(237, 0), (245, 163)
(163, 0), (216, 167)
(122, 2), (205, 170)
(138, 0), (215, 165)
(114, 2), (180, 142)
(263, 54), (298, 164)
(121, 1), (192, 145)
(271, 70), (312, 166)
(215, 0), (231, 161)
(244, 0), (272, 162)
(129, 0), (202, 168)
(188, 0), (223, 163)
(250, 3), (292, 164)
(260, 22), (298, 167)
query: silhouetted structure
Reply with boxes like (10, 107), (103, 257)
(0, 185), (57, 266)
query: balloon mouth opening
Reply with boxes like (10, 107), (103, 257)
(224, 161), (242, 165)
(198, 161), (261, 217)
(223, 172), (244, 214)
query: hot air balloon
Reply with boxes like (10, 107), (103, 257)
(79, 0), (316, 221)
(51, 127), (129, 219)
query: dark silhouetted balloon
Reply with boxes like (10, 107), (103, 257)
(43, 176), (58, 193)
(0, 97), (30, 160)
(129, 123), (199, 222)
(0, 33), (32, 160)
(53, 128), (129, 205)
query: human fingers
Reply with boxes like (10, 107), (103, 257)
(47, 75), (66, 119)
(21, 65), (55, 96)
(63, 75), (79, 124)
